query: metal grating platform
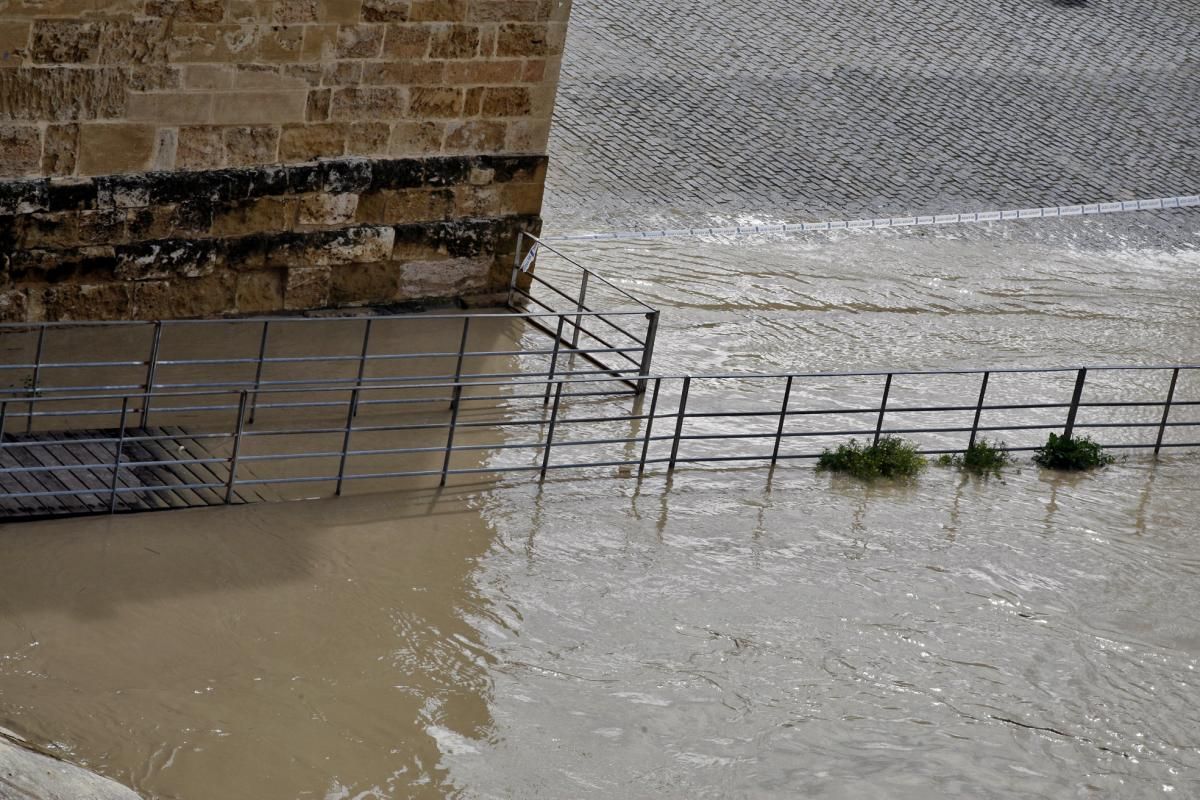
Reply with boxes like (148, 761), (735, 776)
(0, 427), (266, 520)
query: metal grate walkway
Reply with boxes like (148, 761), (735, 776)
(0, 427), (266, 519)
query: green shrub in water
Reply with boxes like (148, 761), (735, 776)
(937, 439), (1012, 475)
(1033, 432), (1115, 471)
(817, 436), (926, 480)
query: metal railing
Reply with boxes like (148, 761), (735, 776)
(509, 232), (660, 393)
(0, 237), (663, 424)
(0, 274), (661, 435)
(1, 363), (1196, 517)
(3, 230), (1199, 519)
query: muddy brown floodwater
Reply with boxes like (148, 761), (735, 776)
(3, 212), (1200, 799)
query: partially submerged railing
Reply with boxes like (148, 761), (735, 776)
(0, 309), (658, 425)
(3, 232), (1198, 519)
(1, 363), (1195, 517)
(509, 232), (660, 392)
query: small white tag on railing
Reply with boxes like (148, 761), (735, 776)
(519, 243), (540, 273)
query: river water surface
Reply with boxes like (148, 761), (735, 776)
(2, 208), (1199, 798)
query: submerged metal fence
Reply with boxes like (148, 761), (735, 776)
(0, 309), (657, 418)
(1, 362), (1196, 517)
(2, 231), (1199, 520)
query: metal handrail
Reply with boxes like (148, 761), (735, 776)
(2, 362), (1190, 506)
(3, 231), (1199, 519)
(520, 232), (658, 311)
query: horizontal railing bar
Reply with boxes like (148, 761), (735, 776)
(2, 431), (234, 448)
(512, 285), (647, 356)
(517, 279), (650, 356)
(7, 440), (1200, 505)
(523, 233), (658, 310)
(7, 366), (1200, 405)
(0, 309), (653, 332)
(0, 360), (148, 370)
(1, 456), (228, 474)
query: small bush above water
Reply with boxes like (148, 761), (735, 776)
(817, 437), (926, 480)
(1033, 433), (1115, 471)
(937, 439), (1012, 475)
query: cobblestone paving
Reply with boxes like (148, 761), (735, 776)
(543, 0), (1200, 232)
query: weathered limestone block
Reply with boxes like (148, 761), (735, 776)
(444, 120), (505, 151)
(10, 210), (77, 249)
(481, 86), (531, 116)
(77, 124), (157, 175)
(346, 121), (389, 153)
(329, 259), (401, 305)
(100, 17), (171, 64)
(0, 67), (128, 121)
(0, 289), (29, 322)
(127, 201), (214, 241)
(30, 19), (101, 64)
(145, 0), (225, 23)
(284, 264), (331, 308)
(387, 120), (443, 154)
(279, 122), (346, 160)
(131, 272), (236, 318)
(0, 21), (31, 66)
(298, 192), (358, 225)
(235, 268), (285, 312)
(0, 123), (41, 176)
(330, 86), (406, 119)
(115, 238), (220, 280)
(8, 245), (117, 285)
(211, 196), (295, 236)
(41, 281), (132, 320)
(0, 152), (548, 320)
(0, 178), (47, 214)
(267, 223), (395, 267)
(397, 256), (491, 298)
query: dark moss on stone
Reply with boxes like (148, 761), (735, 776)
(0, 179), (49, 215)
(368, 158), (425, 191)
(285, 163), (323, 194)
(422, 155), (473, 187)
(320, 158), (373, 193)
(46, 179), (98, 212)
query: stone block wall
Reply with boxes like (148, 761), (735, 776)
(0, 0), (569, 320)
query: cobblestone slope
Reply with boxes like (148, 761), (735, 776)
(544, 0), (1199, 231)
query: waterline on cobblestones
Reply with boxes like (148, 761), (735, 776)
(545, 194), (1200, 242)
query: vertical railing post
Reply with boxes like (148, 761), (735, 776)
(440, 382), (463, 488)
(771, 376), (794, 465)
(570, 270), (590, 349)
(507, 231), (525, 308)
(336, 388), (359, 496)
(351, 318), (373, 418)
(638, 377), (662, 477)
(141, 321), (163, 428)
(1063, 368), (1087, 439)
(225, 391), (248, 505)
(248, 320), (270, 424)
(540, 380), (564, 479)
(26, 326), (45, 434)
(668, 376), (691, 472)
(450, 317), (471, 411)
(636, 310), (660, 397)
(1154, 367), (1180, 458)
(874, 373), (893, 445)
(968, 371), (990, 449)
(108, 397), (129, 513)
(543, 316), (565, 406)
(0, 402), (8, 461)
